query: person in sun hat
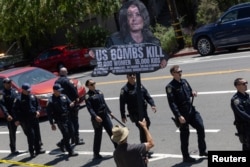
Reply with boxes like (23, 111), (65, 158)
(112, 118), (154, 167)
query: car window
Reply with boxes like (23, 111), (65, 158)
(221, 10), (238, 23)
(238, 7), (250, 19)
(48, 49), (62, 58)
(9, 68), (57, 87)
(39, 51), (49, 60)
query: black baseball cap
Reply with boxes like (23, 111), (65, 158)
(3, 78), (11, 83)
(53, 83), (64, 92)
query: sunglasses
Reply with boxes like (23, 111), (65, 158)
(89, 82), (96, 86)
(238, 82), (248, 86)
(128, 73), (136, 77)
(174, 70), (182, 73)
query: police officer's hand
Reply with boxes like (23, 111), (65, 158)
(178, 116), (186, 124)
(122, 117), (127, 123)
(70, 102), (75, 107)
(109, 112), (114, 119)
(192, 91), (197, 97)
(151, 106), (157, 113)
(95, 116), (103, 123)
(15, 121), (20, 126)
(7, 115), (13, 121)
(51, 124), (56, 131)
(36, 111), (40, 118)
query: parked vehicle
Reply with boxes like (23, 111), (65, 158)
(33, 45), (93, 72)
(192, 2), (250, 56)
(0, 67), (86, 118)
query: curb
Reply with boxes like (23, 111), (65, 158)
(173, 50), (198, 58)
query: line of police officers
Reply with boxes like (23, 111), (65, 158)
(1, 66), (249, 163)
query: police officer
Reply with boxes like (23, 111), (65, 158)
(55, 67), (84, 145)
(46, 83), (78, 157)
(13, 83), (45, 158)
(0, 78), (19, 155)
(120, 73), (157, 144)
(85, 79), (117, 160)
(165, 65), (207, 163)
(231, 78), (250, 150)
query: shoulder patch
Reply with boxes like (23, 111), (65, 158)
(234, 99), (240, 105)
(167, 86), (172, 93)
(85, 94), (89, 100)
(69, 79), (74, 85)
(120, 89), (124, 95)
(98, 90), (103, 94)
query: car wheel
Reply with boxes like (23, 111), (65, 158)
(196, 37), (215, 56)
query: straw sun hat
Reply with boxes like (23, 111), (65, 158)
(111, 125), (129, 144)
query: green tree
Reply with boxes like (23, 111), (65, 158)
(0, 0), (121, 58)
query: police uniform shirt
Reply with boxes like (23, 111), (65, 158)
(46, 94), (71, 125)
(120, 82), (155, 118)
(55, 76), (78, 101)
(166, 78), (193, 118)
(85, 89), (111, 119)
(0, 88), (18, 117)
(13, 94), (41, 121)
(231, 91), (250, 123)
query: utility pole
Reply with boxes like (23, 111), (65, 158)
(166, 0), (185, 50)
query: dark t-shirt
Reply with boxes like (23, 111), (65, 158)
(113, 143), (147, 167)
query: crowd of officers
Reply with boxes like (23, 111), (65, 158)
(0, 65), (249, 166)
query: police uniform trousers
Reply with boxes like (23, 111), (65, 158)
(20, 118), (41, 154)
(91, 112), (117, 155)
(56, 116), (74, 153)
(135, 116), (151, 143)
(179, 109), (206, 158)
(7, 120), (18, 152)
(69, 107), (79, 141)
(242, 129), (250, 151)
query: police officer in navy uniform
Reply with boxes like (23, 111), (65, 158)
(46, 83), (78, 157)
(120, 73), (157, 144)
(13, 83), (45, 158)
(85, 79), (117, 160)
(55, 67), (84, 146)
(0, 78), (19, 155)
(165, 65), (207, 163)
(231, 78), (250, 151)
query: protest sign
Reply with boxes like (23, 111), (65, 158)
(90, 43), (167, 77)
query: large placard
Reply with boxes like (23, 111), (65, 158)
(91, 43), (167, 76)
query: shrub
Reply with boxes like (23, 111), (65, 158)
(153, 24), (179, 55)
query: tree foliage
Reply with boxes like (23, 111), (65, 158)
(0, 0), (121, 57)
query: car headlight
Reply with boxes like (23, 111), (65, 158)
(35, 93), (52, 100)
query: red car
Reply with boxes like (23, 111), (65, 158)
(33, 45), (93, 72)
(0, 67), (86, 118)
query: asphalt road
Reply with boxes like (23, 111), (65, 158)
(1, 49), (250, 167)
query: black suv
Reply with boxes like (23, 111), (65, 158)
(192, 2), (250, 56)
